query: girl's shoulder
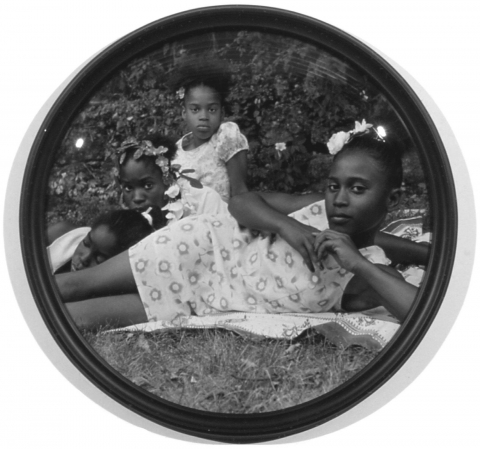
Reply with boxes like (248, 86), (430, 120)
(214, 121), (249, 160)
(216, 121), (245, 140)
(217, 121), (240, 133)
(177, 132), (194, 151)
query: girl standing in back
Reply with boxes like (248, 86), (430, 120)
(170, 55), (249, 202)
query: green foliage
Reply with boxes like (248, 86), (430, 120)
(47, 30), (425, 225)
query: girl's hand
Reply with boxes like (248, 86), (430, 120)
(278, 219), (319, 272)
(314, 230), (365, 273)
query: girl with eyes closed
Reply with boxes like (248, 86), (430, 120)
(47, 210), (153, 274)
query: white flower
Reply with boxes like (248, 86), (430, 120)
(162, 200), (184, 221)
(176, 87), (185, 99)
(327, 131), (350, 155)
(326, 119), (374, 156)
(353, 119), (373, 134)
(275, 142), (287, 152)
(164, 183), (180, 199)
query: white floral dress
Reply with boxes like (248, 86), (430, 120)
(129, 200), (390, 322)
(174, 121), (249, 202)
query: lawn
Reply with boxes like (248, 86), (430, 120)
(85, 328), (379, 413)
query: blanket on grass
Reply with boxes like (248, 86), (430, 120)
(110, 216), (428, 350)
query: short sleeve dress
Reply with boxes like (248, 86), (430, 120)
(129, 200), (390, 322)
(173, 122), (249, 202)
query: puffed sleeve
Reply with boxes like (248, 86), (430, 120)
(215, 122), (249, 162)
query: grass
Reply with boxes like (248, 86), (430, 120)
(84, 328), (379, 413)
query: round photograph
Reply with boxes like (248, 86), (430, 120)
(4, 2), (475, 445)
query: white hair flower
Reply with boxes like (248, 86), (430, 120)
(275, 142), (287, 152)
(326, 119), (375, 155)
(353, 119), (373, 134)
(326, 131), (350, 155)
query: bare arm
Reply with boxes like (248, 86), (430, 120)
(228, 191), (324, 226)
(55, 249), (137, 302)
(347, 259), (417, 321)
(315, 230), (417, 321)
(374, 232), (430, 266)
(226, 150), (249, 197)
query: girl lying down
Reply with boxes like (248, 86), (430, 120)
(56, 123), (429, 330)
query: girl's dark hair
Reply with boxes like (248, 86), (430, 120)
(335, 131), (404, 189)
(91, 210), (153, 255)
(169, 54), (231, 105)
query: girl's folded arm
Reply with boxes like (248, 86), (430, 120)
(350, 259), (418, 321)
(228, 190), (324, 225)
(374, 231), (430, 266)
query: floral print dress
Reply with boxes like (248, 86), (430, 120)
(129, 200), (390, 322)
(174, 122), (249, 202)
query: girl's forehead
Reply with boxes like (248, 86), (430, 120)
(186, 85), (221, 102)
(90, 225), (118, 255)
(120, 157), (162, 179)
(330, 152), (385, 181)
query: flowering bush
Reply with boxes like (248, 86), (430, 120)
(47, 31), (425, 225)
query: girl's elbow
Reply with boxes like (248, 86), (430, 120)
(227, 194), (241, 215)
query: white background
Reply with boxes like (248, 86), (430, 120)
(1, 1), (479, 447)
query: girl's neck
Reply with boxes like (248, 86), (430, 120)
(182, 132), (211, 151)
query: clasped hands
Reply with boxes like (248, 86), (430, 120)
(277, 219), (364, 273)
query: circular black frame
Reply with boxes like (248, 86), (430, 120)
(19, 6), (457, 443)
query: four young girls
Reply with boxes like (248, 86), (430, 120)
(56, 123), (424, 330)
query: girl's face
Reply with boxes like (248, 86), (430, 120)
(325, 152), (400, 245)
(182, 85), (224, 147)
(71, 225), (118, 271)
(119, 157), (167, 211)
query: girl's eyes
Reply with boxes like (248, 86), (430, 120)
(122, 182), (155, 191)
(189, 107), (218, 113)
(327, 184), (339, 192)
(351, 185), (367, 194)
(95, 255), (107, 264)
(327, 184), (366, 193)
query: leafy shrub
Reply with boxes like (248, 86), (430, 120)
(47, 30), (427, 225)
